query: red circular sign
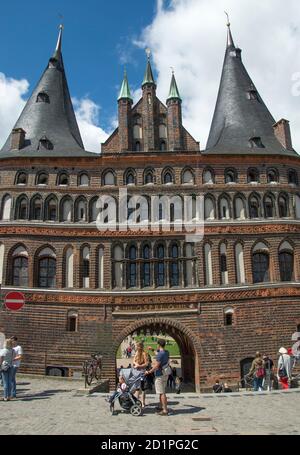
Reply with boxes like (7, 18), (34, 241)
(4, 292), (25, 311)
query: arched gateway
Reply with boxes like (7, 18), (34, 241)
(112, 317), (202, 392)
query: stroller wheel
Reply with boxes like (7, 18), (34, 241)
(130, 404), (142, 417)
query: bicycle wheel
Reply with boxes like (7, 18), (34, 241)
(95, 365), (101, 381)
(86, 365), (94, 386)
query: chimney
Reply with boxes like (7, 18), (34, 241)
(273, 119), (293, 151)
(11, 128), (26, 150)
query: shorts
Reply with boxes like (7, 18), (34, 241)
(155, 373), (168, 395)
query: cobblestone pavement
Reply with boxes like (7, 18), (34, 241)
(0, 376), (300, 435)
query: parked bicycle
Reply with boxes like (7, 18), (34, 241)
(82, 353), (103, 387)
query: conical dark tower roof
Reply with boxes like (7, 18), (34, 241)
(1, 26), (94, 158)
(205, 22), (297, 156)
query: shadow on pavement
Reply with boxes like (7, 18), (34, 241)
(16, 389), (72, 401)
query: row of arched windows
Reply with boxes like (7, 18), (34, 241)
(4, 245), (104, 289)
(112, 242), (197, 289)
(204, 241), (295, 286)
(13, 167), (299, 187)
(0, 240), (295, 290)
(204, 192), (293, 220)
(1, 192), (298, 223)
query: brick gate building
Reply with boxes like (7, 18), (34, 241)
(0, 24), (299, 392)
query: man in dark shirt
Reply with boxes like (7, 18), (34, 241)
(146, 339), (169, 416)
(213, 380), (223, 393)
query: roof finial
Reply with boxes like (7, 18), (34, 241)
(224, 11), (235, 48)
(146, 48), (151, 61)
(170, 66), (175, 75)
(53, 22), (64, 59)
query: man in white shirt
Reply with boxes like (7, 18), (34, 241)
(11, 336), (23, 398)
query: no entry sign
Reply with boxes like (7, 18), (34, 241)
(4, 291), (25, 311)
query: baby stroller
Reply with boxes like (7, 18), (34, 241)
(109, 368), (144, 416)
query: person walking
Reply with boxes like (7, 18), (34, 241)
(132, 342), (149, 408)
(0, 339), (15, 401)
(277, 347), (292, 390)
(249, 352), (265, 392)
(11, 336), (23, 399)
(146, 339), (170, 416)
(263, 354), (274, 391)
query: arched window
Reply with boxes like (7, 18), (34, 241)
(58, 173), (69, 186)
(184, 243), (194, 287)
(155, 244), (165, 287)
(46, 198), (57, 221)
(67, 311), (78, 332)
(267, 169), (278, 184)
(98, 247), (104, 289)
(36, 92), (50, 103)
(264, 195), (275, 218)
(249, 195), (260, 218)
(103, 171), (115, 186)
(204, 243), (213, 286)
(234, 197), (246, 219)
(220, 243), (228, 285)
(204, 196), (215, 220)
(125, 170), (136, 186)
(64, 247), (74, 288)
(31, 196), (43, 220)
(1, 194), (12, 220)
(36, 172), (48, 185)
(16, 197), (28, 220)
(219, 197), (230, 220)
(235, 243), (246, 284)
(170, 244), (179, 287)
(127, 245), (137, 288)
(79, 173), (89, 186)
(16, 172), (27, 185)
(82, 247), (90, 289)
(182, 169), (194, 185)
(278, 194), (289, 218)
(39, 257), (56, 288)
(144, 169), (154, 185)
(163, 169), (174, 185)
(90, 197), (99, 222)
(248, 168), (259, 183)
(141, 245), (151, 288)
(279, 252), (294, 282)
(224, 308), (234, 326)
(225, 169), (237, 184)
(113, 245), (123, 288)
(75, 198), (87, 222)
(288, 170), (298, 185)
(13, 255), (28, 287)
(160, 141), (167, 151)
(203, 169), (214, 184)
(61, 198), (73, 222)
(252, 252), (269, 284)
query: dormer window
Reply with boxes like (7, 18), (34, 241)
(38, 136), (53, 151)
(249, 137), (265, 149)
(247, 87), (259, 101)
(36, 92), (50, 104)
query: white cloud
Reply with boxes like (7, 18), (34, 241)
(73, 97), (109, 153)
(0, 73), (28, 148)
(138, 0), (300, 152)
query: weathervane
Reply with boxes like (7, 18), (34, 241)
(170, 66), (175, 75)
(145, 48), (151, 61)
(58, 13), (64, 29)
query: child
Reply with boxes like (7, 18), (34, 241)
(175, 376), (183, 394)
(108, 375), (127, 403)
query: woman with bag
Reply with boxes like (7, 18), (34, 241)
(0, 338), (15, 401)
(277, 347), (292, 390)
(132, 342), (149, 408)
(249, 352), (265, 392)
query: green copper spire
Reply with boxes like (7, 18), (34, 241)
(167, 72), (182, 102)
(118, 70), (133, 101)
(142, 48), (156, 87)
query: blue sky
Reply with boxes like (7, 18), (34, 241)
(0, 0), (157, 132)
(1, 0), (299, 153)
